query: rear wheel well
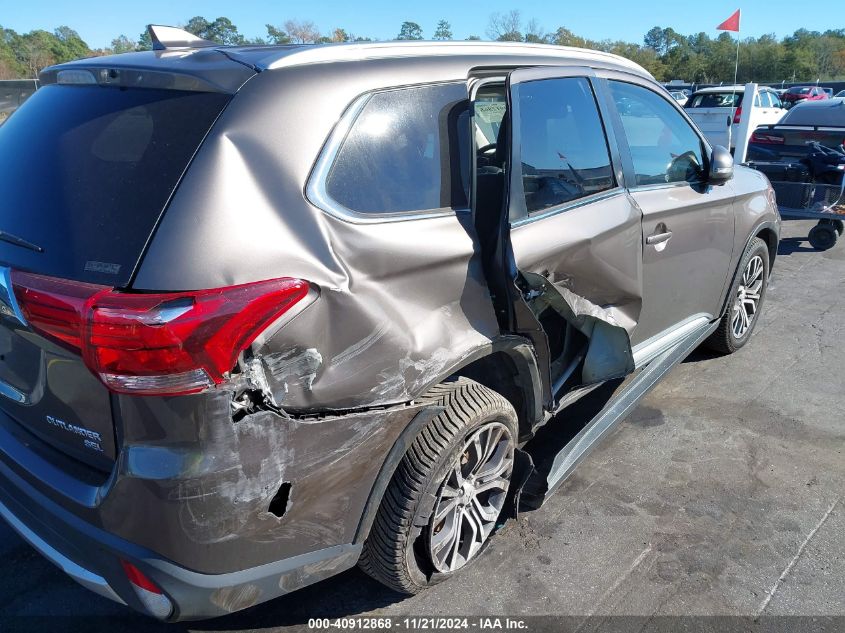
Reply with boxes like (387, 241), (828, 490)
(449, 350), (540, 440)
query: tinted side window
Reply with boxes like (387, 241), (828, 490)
(609, 81), (705, 187)
(515, 77), (614, 214)
(325, 84), (469, 215)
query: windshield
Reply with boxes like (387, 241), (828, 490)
(0, 84), (230, 286)
(788, 87), (811, 95)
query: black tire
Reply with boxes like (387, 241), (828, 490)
(705, 237), (769, 355)
(818, 218), (844, 237)
(360, 377), (518, 594)
(808, 223), (838, 250)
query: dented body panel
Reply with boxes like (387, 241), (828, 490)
(0, 42), (781, 621)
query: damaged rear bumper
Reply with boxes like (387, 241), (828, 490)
(0, 396), (432, 620)
(0, 463), (360, 619)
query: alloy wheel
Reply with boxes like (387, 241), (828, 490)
(731, 254), (764, 339)
(427, 422), (515, 573)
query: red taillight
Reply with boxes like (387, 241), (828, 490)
(750, 131), (785, 145)
(733, 106), (742, 124)
(12, 271), (309, 396)
(11, 274), (105, 350)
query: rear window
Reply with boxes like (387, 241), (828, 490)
(0, 84), (229, 285)
(687, 92), (743, 108)
(780, 103), (845, 126)
(788, 87), (811, 95)
(324, 83), (470, 216)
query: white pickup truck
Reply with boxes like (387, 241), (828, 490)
(685, 85), (786, 151)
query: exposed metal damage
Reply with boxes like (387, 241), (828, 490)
(113, 386), (431, 572)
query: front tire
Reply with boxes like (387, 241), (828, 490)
(360, 377), (518, 594)
(706, 237), (769, 354)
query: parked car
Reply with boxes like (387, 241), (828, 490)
(749, 98), (845, 163)
(669, 90), (688, 106)
(782, 85), (829, 108)
(747, 98), (844, 246)
(684, 85), (786, 149)
(0, 27), (780, 621)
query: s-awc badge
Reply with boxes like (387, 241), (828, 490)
(45, 415), (104, 453)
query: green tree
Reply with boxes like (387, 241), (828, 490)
(397, 21), (423, 40)
(184, 16), (244, 45)
(137, 29), (153, 51)
(265, 24), (291, 44)
(110, 35), (136, 54)
(331, 28), (351, 43)
(433, 20), (452, 40)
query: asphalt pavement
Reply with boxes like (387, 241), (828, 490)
(1, 220), (843, 632)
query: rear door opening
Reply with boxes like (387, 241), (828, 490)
(470, 67), (641, 414)
(0, 79), (233, 470)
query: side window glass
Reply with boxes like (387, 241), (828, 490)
(515, 77), (614, 214)
(325, 83), (469, 215)
(772, 93), (782, 108)
(754, 93), (762, 107)
(609, 81), (705, 187)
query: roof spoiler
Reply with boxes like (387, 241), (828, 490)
(147, 25), (218, 51)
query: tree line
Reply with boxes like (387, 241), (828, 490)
(2, 11), (844, 83)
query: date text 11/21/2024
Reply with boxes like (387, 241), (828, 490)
(307, 617), (530, 630)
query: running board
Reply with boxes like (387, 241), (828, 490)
(520, 319), (718, 509)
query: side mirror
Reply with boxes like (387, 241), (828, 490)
(709, 145), (734, 184)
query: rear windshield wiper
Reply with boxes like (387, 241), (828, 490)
(0, 230), (44, 253)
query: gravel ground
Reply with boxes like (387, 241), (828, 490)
(2, 220), (843, 633)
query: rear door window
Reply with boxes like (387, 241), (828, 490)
(609, 81), (706, 187)
(513, 77), (615, 215)
(324, 83), (470, 216)
(0, 85), (229, 285)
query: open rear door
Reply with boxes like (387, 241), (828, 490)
(471, 66), (643, 412)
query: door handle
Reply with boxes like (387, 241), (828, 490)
(647, 231), (673, 245)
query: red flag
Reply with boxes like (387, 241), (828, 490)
(717, 9), (741, 32)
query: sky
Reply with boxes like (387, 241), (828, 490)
(1, 0), (842, 48)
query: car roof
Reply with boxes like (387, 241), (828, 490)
(788, 97), (845, 109)
(47, 40), (652, 86)
(693, 85), (774, 94)
(221, 40), (652, 76)
(781, 97), (845, 125)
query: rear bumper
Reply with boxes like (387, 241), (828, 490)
(0, 392), (428, 619)
(0, 445), (361, 620)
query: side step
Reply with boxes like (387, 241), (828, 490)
(520, 319), (719, 509)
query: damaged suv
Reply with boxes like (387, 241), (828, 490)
(0, 27), (779, 620)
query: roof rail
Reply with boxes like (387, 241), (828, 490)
(147, 25), (217, 51)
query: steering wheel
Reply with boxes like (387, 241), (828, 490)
(477, 143), (497, 155)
